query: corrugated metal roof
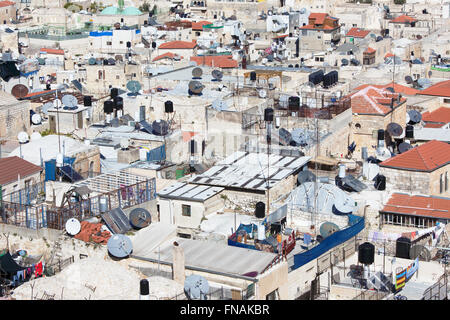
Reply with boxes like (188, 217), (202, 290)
(0, 156), (42, 186)
(158, 182), (224, 202)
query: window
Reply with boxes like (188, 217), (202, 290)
(178, 233), (191, 239)
(440, 173), (444, 193)
(444, 98), (450, 104)
(266, 289), (277, 300)
(120, 41), (123, 44)
(182, 204), (191, 217)
(446, 172), (448, 191)
(106, 41), (112, 46)
(116, 75), (120, 79)
(355, 123), (361, 129)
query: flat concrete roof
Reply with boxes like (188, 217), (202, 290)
(134, 237), (278, 276)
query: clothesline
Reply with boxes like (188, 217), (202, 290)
(368, 223), (445, 243)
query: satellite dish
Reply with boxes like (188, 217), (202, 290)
(258, 89), (267, 98)
(376, 147), (391, 161)
(341, 59), (349, 66)
(53, 98), (62, 109)
(192, 67), (203, 79)
(62, 94), (78, 108)
(184, 274), (209, 300)
(211, 69), (223, 81)
(129, 208), (151, 229)
(417, 78), (431, 89)
(88, 57), (96, 65)
(386, 87), (395, 93)
(107, 58), (116, 65)
(126, 80), (142, 94)
(408, 110), (422, 124)
(333, 195), (356, 215)
(30, 132), (42, 141)
(297, 170), (316, 185)
(405, 112), (410, 124)
(107, 234), (133, 258)
(120, 138), (130, 149)
(188, 80), (204, 95)
(42, 102), (53, 115)
(65, 218), (81, 236)
(398, 142), (412, 153)
(386, 122), (403, 137)
(11, 84), (29, 99)
(319, 222), (340, 238)
(18, 131), (29, 143)
(405, 75), (413, 84)
(152, 119), (169, 136)
(31, 113), (42, 125)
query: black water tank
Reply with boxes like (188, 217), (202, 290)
(358, 242), (375, 265)
(189, 139), (197, 154)
(288, 96), (300, 110)
(83, 96), (92, 107)
(103, 100), (114, 114)
(46, 83), (51, 90)
(405, 125), (414, 138)
(375, 174), (386, 190)
(264, 108), (274, 122)
(140, 279), (149, 296)
(396, 237), (411, 259)
(113, 96), (123, 110)
(126, 41), (132, 48)
(165, 100), (174, 113)
(377, 129), (385, 141)
(152, 42), (157, 49)
(111, 88), (119, 99)
(250, 71), (257, 81)
(255, 201), (265, 218)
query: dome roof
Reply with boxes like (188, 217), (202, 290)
(122, 7), (143, 15)
(100, 6), (119, 15)
(100, 6), (142, 16)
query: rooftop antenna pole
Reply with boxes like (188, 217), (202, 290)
(56, 89), (61, 154)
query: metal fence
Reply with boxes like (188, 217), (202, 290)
(0, 178), (156, 231)
(5, 181), (46, 206)
(422, 270), (449, 300)
(353, 287), (391, 300)
(167, 286), (235, 300)
(46, 256), (75, 275)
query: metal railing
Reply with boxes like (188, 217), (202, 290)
(422, 270), (449, 300)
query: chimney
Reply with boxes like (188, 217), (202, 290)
(172, 241), (185, 285)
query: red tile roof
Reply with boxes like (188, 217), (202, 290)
(422, 107), (450, 125)
(354, 82), (420, 96)
(348, 85), (405, 115)
(309, 13), (327, 24)
(424, 123), (446, 128)
(417, 80), (450, 98)
(192, 21), (211, 31)
(0, 1), (15, 8)
(158, 40), (197, 49)
(390, 14), (417, 23)
(22, 89), (54, 99)
(40, 48), (64, 55)
(346, 27), (370, 38)
(385, 53), (394, 58)
(152, 52), (183, 62)
(380, 140), (450, 172)
(364, 47), (376, 54)
(381, 193), (450, 219)
(190, 55), (238, 68)
(0, 156), (42, 186)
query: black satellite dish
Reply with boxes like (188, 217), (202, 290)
(398, 142), (412, 153)
(408, 110), (422, 124)
(405, 75), (413, 84)
(297, 170), (316, 185)
(386, 122), (403, 137)
(192, 67), (203, 79)
(188, 80), (204, 95)
(129, 208), (151, 229)
(108, 58), (116, 65)
(211, 69), (223, 81)
(341, 58), (349, 66)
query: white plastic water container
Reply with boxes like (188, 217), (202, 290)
(257, 221), (266, 240)
(56, 153), (64, 167)
(139, 148), (148, 161)
(338, 164), (346, 178)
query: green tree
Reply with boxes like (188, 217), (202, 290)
(139, 1), (151, 12)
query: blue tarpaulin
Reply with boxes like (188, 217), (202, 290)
(147, 145), (166, 162)
(44, 160), (56, 181)
(292, 214), (364, 270)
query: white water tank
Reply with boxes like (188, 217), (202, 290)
(139, 148), (148, 161)
(338, 164), (346, 178)
(56, 153), (64, 167)
(257, 221), (266, 240)
(275, 116), (280, 128)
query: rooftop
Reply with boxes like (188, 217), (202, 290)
(0, 156), (42, 186)
(188, 151), (311, 191)
(40, 48), (64, 55)
(390, 14), (418, 24)
(354, 82), (420, 96)
(158, 40), (197, 50)
(422, 107), (450, 125)
(381, 193), (450, 219)
(417, 80), (450, 98)
(152, 52), (183, 62)
(0, 1), (14, 8)
(190, 55), (238, 68)
(379, 140), (450, 172)
(348, 85), (405, 115)
(346, 27), (370, 38)
(158, 182), (224, 202)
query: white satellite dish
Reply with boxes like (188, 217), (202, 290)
(31, 113), (42, 125)
(30, 132), (42, 141)
(18, 132), (29, 143)
(258, 89), (267, 98)
(53, 98), (62, 109)
(65, 218), (81, 236)
(120, 138), (130, 150)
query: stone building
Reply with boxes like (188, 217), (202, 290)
(0, 91), (31, 139)
(0, 1), (15, 25)
(0, 156), (42, 196)
(379, 140), (450, 197)
(347, 84), (407, 159)
(299, 12), (341, 52)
